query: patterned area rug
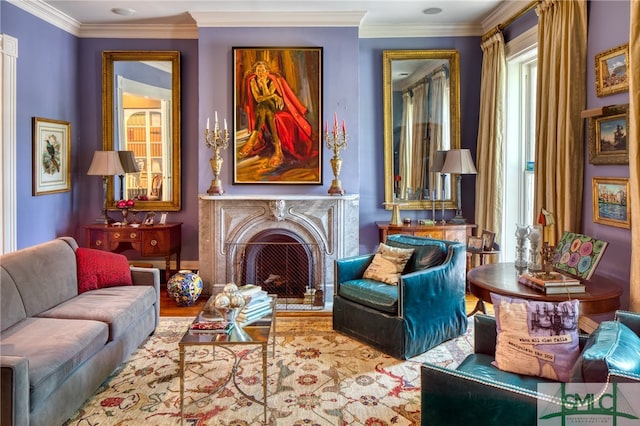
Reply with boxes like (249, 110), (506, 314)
(65, 316), (473, 425)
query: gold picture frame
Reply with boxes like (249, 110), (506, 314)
(587, 104), (629, 165)
(595, 43), (629, 97)
(32, 117), (71, 195)
(592, 177), (630, 229)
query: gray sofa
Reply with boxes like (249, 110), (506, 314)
(1, 237), (160, 426)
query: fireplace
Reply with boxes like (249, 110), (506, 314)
(198, 194), (359, 307)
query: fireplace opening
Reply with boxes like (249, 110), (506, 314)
(227, 229), (324, 310)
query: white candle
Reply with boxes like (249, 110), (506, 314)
(206, 117), (210, 130)
(215, 111), (218, 124)
(224, 119), (227, 130)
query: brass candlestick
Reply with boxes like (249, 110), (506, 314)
(325, 117), (348, 195)
(204, 116), (229, 195)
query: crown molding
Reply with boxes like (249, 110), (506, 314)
(8, 0), (81, 36)
(359, 23), (484, 39)
(189, 11), (366, 28)
(78, 24), (199, 39)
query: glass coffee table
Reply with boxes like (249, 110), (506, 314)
(178, 295), (276, 424)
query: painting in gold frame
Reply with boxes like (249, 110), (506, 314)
(232, 47), (323, 184)
(595, 43), (628, 97)
(587, 104), (629, 165)
(32, 117), (71, 195)
(592, 177), (630, 229)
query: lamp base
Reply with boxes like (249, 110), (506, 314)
(448, 215), (468, 224)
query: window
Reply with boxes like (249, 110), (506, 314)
(502, 27), (537, 262)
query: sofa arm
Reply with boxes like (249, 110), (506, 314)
(130, 266), (161, 327)
(615, 310), (640, 336)
(1, 356), (29, 426)
(335, 254), (374, 292)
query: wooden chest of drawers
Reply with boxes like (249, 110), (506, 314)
(376, 222), (475, 244)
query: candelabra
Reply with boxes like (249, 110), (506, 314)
(514, 224), (530, 272)
(541, 243), (556, 279)
(531, 303), (577, 336)
(325, 115), (347, 195)
(204, 114), (229, 195)
(527, 225), (542, 273)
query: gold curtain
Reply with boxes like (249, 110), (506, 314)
(534, 0), (587, 246)
(629, 0), (639, 312)
(475, 31), (505, 247)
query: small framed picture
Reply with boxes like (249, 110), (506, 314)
(594, 43), (629, 97)
(32, 117), (71, 195)
(467, 236), (483, 251)
(481, 230), (496, 251)
(142, 212), (156, 226)
(159, 212), (168, 225)
(588, 104), (629, 165)
(592, 177), (630, 229)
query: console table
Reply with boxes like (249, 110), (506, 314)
(376, 222), (475, 244)
(84, 223), (182, 281)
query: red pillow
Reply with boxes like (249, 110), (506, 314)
(76, 248), (132, 293)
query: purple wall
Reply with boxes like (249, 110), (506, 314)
(583, 0), (631, 308)
(3, 3), (79, 248)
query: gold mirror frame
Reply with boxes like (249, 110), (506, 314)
(383, 49), (460, 210)
(102, 50), (181, 211)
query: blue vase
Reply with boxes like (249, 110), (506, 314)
(167, 270), (203, 306)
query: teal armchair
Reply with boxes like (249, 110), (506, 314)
(332, 234), (468, 359)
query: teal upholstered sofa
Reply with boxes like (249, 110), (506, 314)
(333, 234), (468, 359)
(421, 311), (640, 425)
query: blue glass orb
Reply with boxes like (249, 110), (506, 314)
(167, 270), (203, 306)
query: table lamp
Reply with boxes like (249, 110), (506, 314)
(117, 150), (140, 201)
(440, 149), (477, 224)
(87, 150), (124, 224)
(431, 150), (448, 224)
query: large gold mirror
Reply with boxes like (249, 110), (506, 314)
(383, 50), (460, 210)
(102, 51), (181, 211)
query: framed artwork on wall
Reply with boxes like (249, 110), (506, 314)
(32, 117), (71, 195)
(592, 177), (630, 229)
(594, 43), (628, 97)
(588, 104), (629, 165)
(232, 46), (323, 185)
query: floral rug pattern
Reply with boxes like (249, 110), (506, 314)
(65, 316), (472, 425)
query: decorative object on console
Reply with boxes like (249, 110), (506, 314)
(116, 150), (140, 201)
(383, 201), (404, 226)
(431, 150), (448, 224)
(325, 113), (348, 195)
(167, 269), (203, 307)
(553, 232), (609, 280)
(204, 111), (230, 195)
(116, 199), (135, 225)
(440, 149), (477, 224)
(490, 293), (580, 382)
(32, 117), (71, 195)
(87, 150), (125, 224)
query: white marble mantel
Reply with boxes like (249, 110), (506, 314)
(198, 194), (360, 302)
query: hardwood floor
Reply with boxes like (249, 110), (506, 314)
(159, 291), (491, 317)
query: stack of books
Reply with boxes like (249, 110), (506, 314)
(237, 285), (274, 326)
(189, 320), (234, 334)
(518, 272), (586, 294)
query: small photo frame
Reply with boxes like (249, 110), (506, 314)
(481, 230), (496, 251)
(32, 117), (71, 195)
(595, 43), (629, 97)
(159, 212), (168, 225)
(588, 104), (629, 165)
(467, 236), (483, 251)
(142, 212), (156, 226)
(592, 177), (630, 229)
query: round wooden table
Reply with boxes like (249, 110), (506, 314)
(467, 262), (622, 316)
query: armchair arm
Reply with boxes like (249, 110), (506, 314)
(614, 310), (640, 336)
(335, 254), (374, 292)
(1, 355), (29, 426)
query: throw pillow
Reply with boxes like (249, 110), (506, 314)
(490, 293), (580, 382)
(363, 243), (414, 285)
(76, 247), (133, 293)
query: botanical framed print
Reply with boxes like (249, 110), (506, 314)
(588, 104), (629, 165)
(232, 47), (323, 184)
(595, 43), (628, 97)
(592, 177), (630, 229)
(32, 117), (71, 195)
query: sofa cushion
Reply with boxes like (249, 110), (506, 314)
(0, 268), (27, 332)
(76, 248), (132, 293)
(37, 285), (155, 341)
(338, 279), (398, 314)
(491, 293), (580, 382)
(363, 243), (414, 285)
(385, 234), (447, 273)
(570, 320), (640, 382)
(0, 317), (108, 409)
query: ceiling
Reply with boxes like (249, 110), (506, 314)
(17, 0), (530, 38)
